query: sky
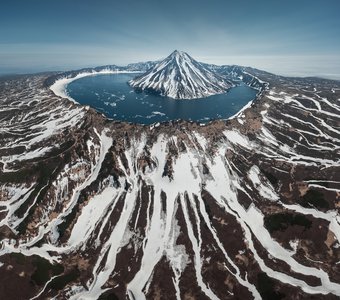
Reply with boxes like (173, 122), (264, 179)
(1, 0), (340, 79)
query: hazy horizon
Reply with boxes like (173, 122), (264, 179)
(1, 0), (340, 79)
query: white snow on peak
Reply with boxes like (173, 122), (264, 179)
(129, 50), (232, 100)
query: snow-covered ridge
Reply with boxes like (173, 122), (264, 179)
(1, 70), (340, 299)
(129, 50), (233, 99)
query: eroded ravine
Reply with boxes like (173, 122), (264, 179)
(0, 68), (340, 299)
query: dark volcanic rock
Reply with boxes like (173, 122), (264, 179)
(0, 64), (340, 299)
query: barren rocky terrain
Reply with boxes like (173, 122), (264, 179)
(0, 66), (340, 299)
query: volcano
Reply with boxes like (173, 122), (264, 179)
(129, 50), (232, 99)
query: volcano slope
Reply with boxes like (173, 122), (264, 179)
(129, 50), (232, 99)
(0, 69), (340, 300)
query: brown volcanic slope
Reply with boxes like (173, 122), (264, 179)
(0, 69), (340, 300)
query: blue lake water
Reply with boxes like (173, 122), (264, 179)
(67, 73), (258, 124)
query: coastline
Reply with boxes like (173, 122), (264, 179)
(49, 70), (141, 103)
(48, 68), (265, 126)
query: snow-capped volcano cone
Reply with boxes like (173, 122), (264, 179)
(129, 50), (232, 99)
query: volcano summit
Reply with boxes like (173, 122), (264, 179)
(129, 50), (232, 99)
